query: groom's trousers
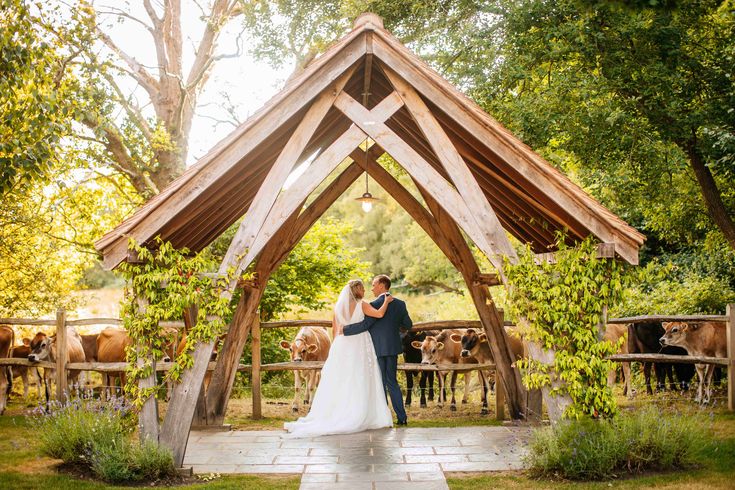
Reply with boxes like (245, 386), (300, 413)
(377, 355), (407, 423)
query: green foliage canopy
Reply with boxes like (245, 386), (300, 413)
(0, 0), (82, 193)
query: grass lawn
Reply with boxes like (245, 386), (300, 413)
(0, 408), (299, 490)
(2, 383), (733, 489)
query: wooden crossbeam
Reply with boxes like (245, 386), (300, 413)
(228, 92), (404, 280)
(333, 92), (504, 272)
(382, 66), (517, 269)
(219, 67), (357, 292)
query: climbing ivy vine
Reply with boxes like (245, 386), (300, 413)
(118, 237), (240, 407)
(505, 236), (628, 419)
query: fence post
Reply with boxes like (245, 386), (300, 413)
(727, 304), (734, 412)
(252, 316), (262, 419)
(55, 308), (68, 402)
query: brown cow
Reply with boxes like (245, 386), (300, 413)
(660, 321), (727, 404)
(11, 339), (42, 399)
(603, 324), (631, 397)
(27, 327), (86, 401)
(0, 325), (14, 414)
(450, 328), (525, 415)
(412, 329), (467, 411)
(96, 327), (133, 396)
(280, 327), (331, 412)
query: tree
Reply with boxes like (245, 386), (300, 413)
(28, 1), (249, 198)
(486, 0), (735, 250)
(0, 0), (80, 193)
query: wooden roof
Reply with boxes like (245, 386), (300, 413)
(96, 13), (644, 270)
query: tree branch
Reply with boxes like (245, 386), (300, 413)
(96, 28), (160, 96)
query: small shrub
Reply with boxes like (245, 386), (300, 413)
(90, 440), (134, 483)
(33, 394), (175, 483)
(34, 395), (130, 464)
(129, 439), (176, 481)
(526, 407), (706, 480)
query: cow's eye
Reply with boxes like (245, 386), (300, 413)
(432, 349), (436, 353)
(673, 328), (678, 333)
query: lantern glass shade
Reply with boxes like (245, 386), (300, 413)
(356, 191), (379, 213)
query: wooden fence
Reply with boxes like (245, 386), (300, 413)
(1, 306), (733, 415)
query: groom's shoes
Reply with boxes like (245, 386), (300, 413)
(397, 420), (408, 426)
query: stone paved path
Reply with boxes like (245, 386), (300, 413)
(184, 426), (531, 489)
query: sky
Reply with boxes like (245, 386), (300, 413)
(95, 1), (295, 166)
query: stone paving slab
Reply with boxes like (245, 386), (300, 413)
(183, 425), (530, 489)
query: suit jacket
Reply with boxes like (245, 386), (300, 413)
(343, 296), (413, 357)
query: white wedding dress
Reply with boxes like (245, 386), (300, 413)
(283, 290), (392, 438)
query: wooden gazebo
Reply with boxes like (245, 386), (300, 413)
(96, 13), (644, 466)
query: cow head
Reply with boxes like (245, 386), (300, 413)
(280, 337), (318, 362)
(660, 321), (697, 348)
(28, 332), (53, 362)
(450, 329), (486, 358)
(411, 336), (444, 364)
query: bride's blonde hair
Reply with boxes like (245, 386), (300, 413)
(348, 279), (364, 300)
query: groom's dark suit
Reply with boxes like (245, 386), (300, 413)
(343, 295), (412, 424)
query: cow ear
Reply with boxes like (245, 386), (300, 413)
(411, 341), (422, 349)
(478, 333), (488, 343)
(23, 338), (30, 346)
(307, 344), (318, 353)
(279, 340), (291, 350)
(437, 342), (444, 350)
(450, 334), (461, 342)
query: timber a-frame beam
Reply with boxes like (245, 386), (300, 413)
(352, 147), (525, 418)
(369, 32), (642, 264)
(223, 91), (405, 282)
(333, 92), (508, 273)
(201, 162), (366, 425)
(381, 66), (517, 269)
(219, 65), (358, 290)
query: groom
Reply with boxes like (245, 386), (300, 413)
(343, 274), (412, 425)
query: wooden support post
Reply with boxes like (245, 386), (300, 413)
(202, 286), (262, 426)
(252, 316), (262, 419)
(728, 303), (734, 412)
(495, 371), (505, 421)
(160, 338), (216, 468)
(55, 309), (67, 402)
(137, 342), (159, 442)
(136, 297), (159, 443)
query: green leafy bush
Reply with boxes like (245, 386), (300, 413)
(91, 439), (175, 483)
(34, 396), (175, 483)
(526, 407), (706, 480)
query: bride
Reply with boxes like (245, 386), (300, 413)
(283, 279), (394, 437)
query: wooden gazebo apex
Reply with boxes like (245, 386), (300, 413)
(96, 13), (644, 466)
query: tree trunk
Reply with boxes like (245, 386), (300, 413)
(685, 138), (735, 250)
